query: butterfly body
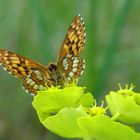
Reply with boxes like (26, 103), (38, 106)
(0, 15), (86, 95)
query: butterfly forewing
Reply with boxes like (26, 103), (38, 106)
(57, 15), (86, 84)
(0, 49), (48, 94)
(58, 15), (86, 60)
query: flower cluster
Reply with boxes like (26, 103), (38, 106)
(32, 84), (140, 140)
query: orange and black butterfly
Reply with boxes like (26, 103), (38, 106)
(0, 15), (86, 95)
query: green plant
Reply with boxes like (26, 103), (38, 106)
(32, 84), (140, 140)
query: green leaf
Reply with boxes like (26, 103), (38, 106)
(79, 115), (140, 140)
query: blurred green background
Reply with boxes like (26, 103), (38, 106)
(0, 0), (140, 139)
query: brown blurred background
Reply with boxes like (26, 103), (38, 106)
(0, 0), (140, 139)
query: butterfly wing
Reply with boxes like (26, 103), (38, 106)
(58, 15), (86, 60)
(57, 15), (86, 85)
(0, 49), (48, 94)
(0, 15), (86, 93)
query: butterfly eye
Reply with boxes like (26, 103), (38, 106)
(52, 64), (57, 70)
(48, 64), (57, 72)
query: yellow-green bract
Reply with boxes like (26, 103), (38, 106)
(32, 86), (140, 140)
(32, 86), (94, 114)
(106, 88), (140, 123)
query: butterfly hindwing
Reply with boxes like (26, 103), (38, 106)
(23, 69), (46, 95)
(60, 56), (85, 84)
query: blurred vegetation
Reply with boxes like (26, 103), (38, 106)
(0, 0), (140, 139)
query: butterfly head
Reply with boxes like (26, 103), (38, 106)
(47, 63), (57, 72)
(46, 63), (61, 87)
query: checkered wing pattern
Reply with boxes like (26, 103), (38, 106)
(0, 50), (47, 95)
(57, 15), (86, 84)
(0, 15), (86, 94)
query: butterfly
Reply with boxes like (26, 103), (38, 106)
(0, 15), (86, 95)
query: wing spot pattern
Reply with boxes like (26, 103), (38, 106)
(0, 15), (86, 94)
